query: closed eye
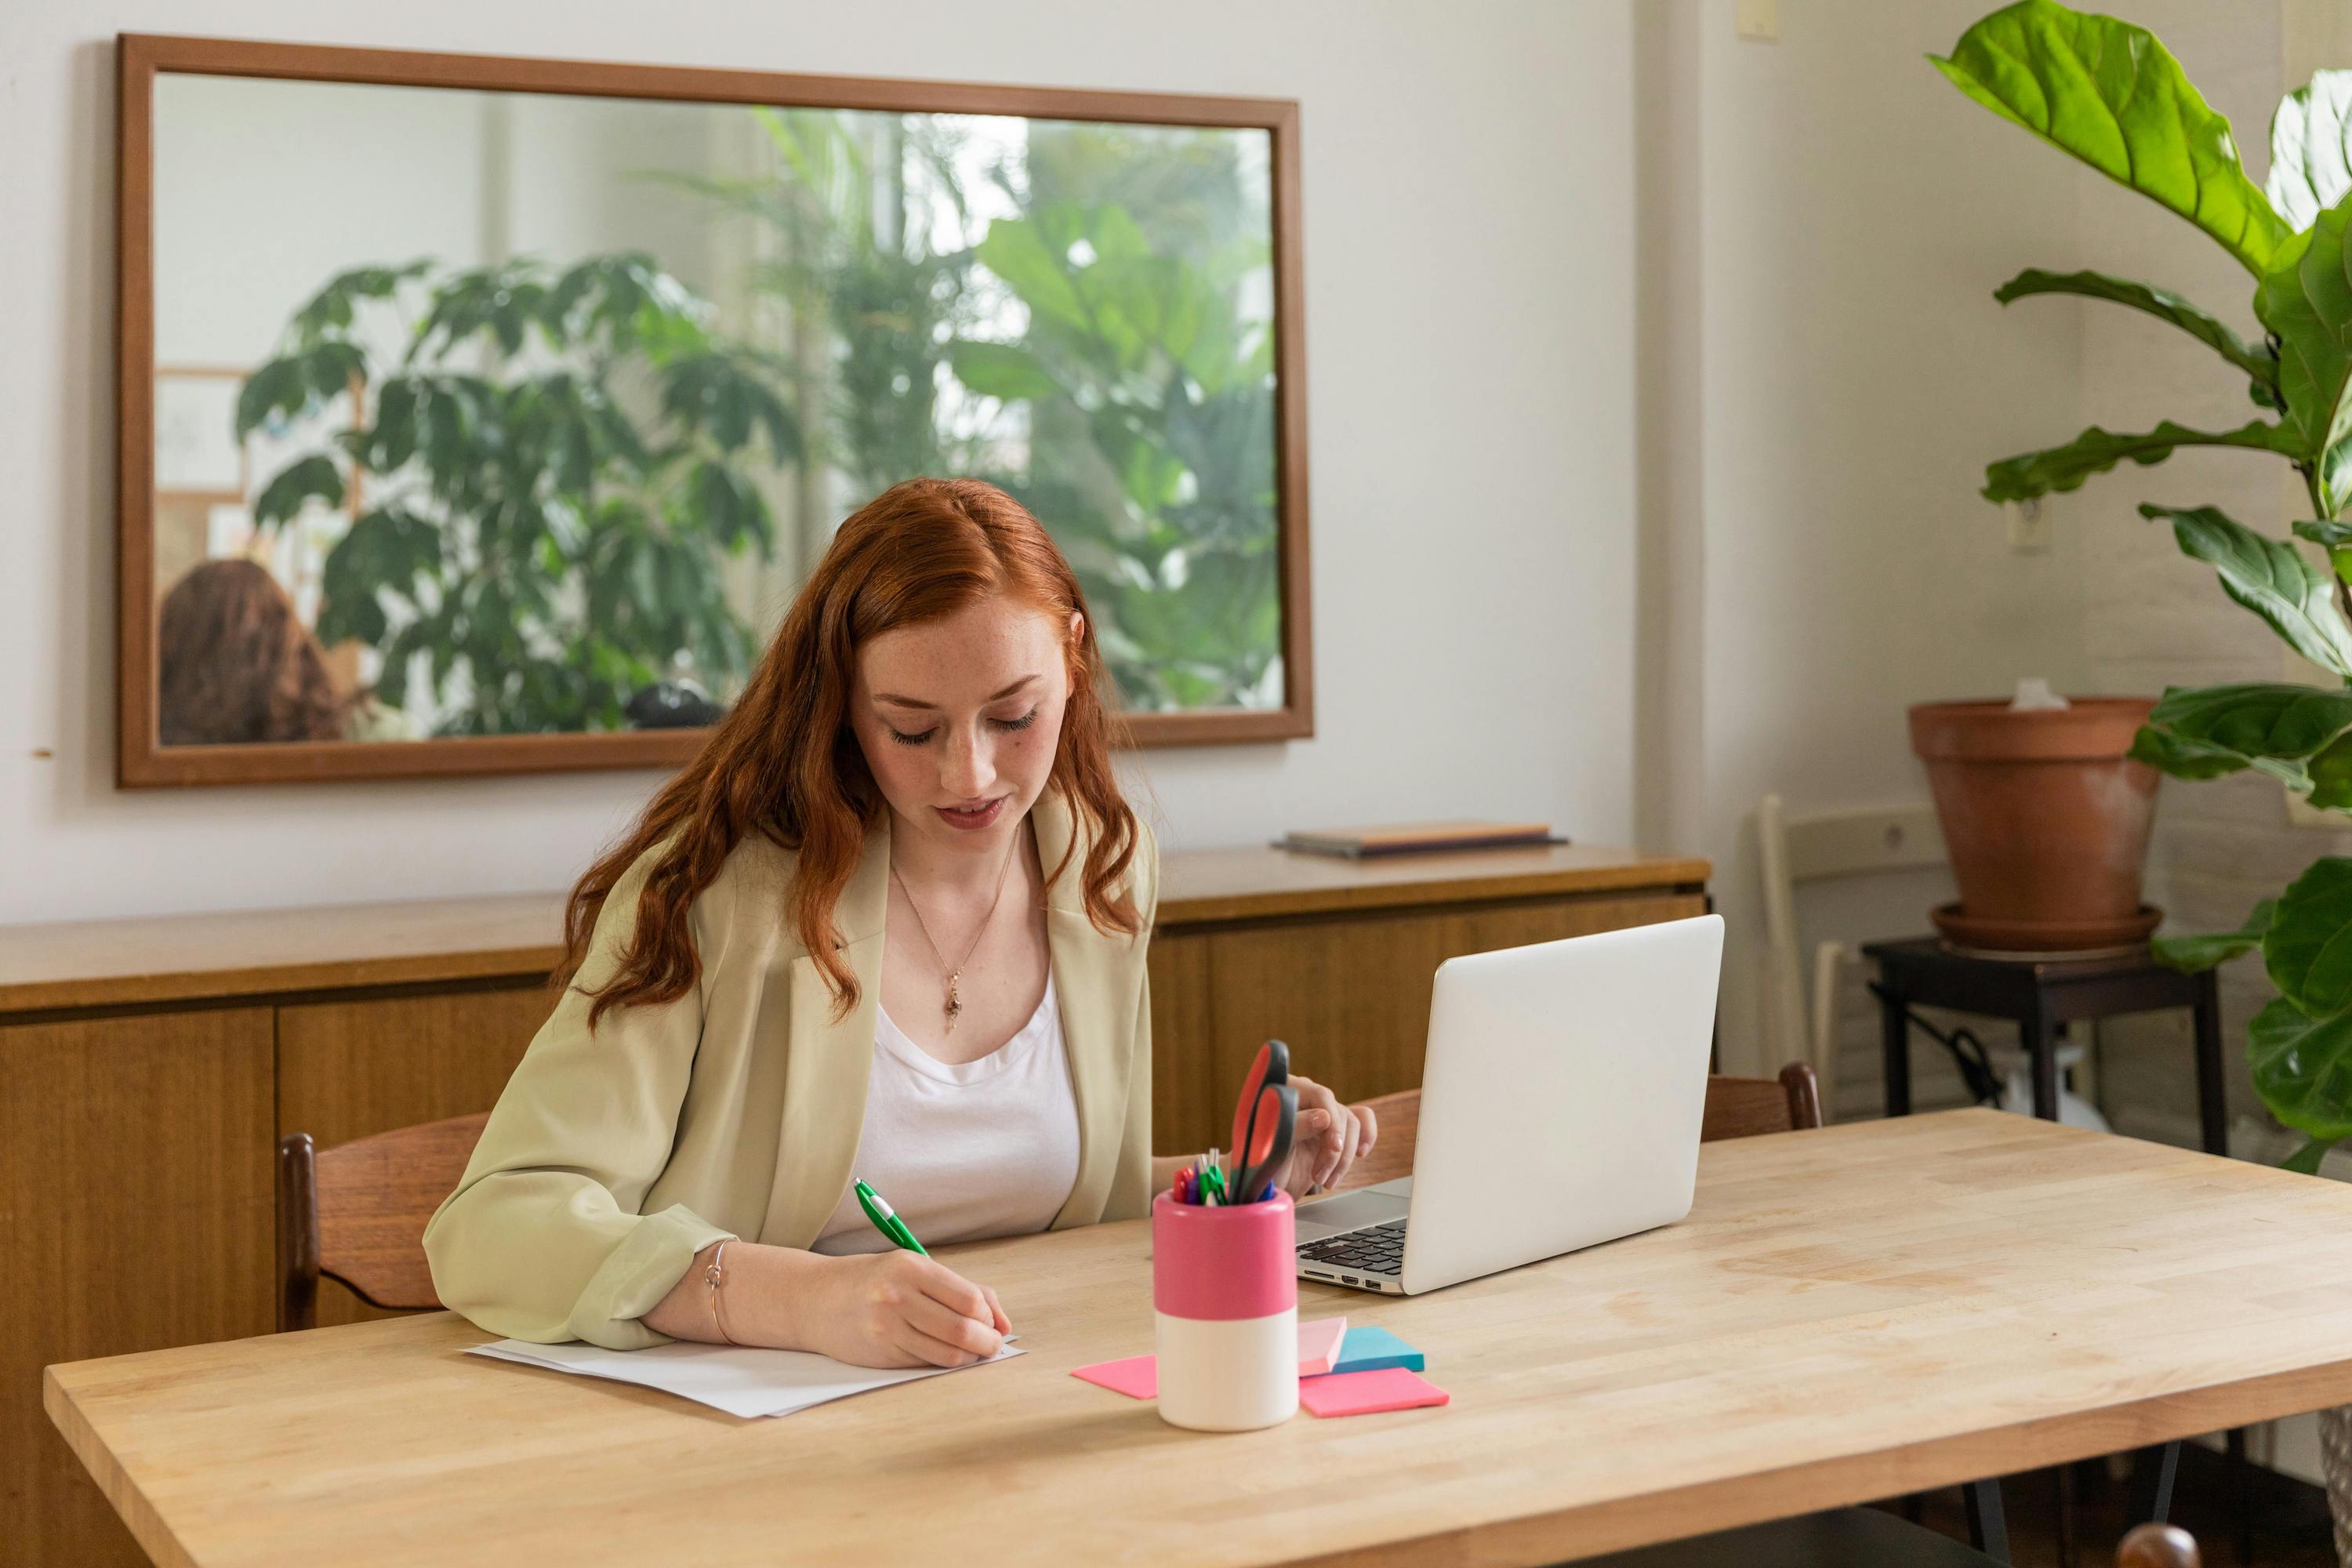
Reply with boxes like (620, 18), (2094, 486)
(887, 708), (1040, 746)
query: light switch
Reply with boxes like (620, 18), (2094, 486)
(1737, 0), (1780, 42)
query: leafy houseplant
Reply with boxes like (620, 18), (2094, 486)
(238, 252), (796, 736)
(1937, 0), (2352, 1174)
(675, 109), (1281, 712)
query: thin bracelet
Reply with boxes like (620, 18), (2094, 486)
(704, 1240), (737, 1345)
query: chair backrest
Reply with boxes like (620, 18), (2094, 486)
(1331, 1062), (1821, 1193)
(1699, 1062), (1825, 1142)
(1756, 794), (1948, 1103)
(277, 1112), (488, 1332)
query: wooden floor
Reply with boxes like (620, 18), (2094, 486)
(1896, 1442), (2336, 1567)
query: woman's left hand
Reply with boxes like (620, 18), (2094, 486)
(1274, 1073), (1378, 1199)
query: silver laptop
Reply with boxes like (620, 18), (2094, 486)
(1295, 914), (1724, 1295)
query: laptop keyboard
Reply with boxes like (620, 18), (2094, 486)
(1298, 1219), (1407, 1276)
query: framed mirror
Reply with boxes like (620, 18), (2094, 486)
(116, 34), (1311, 786)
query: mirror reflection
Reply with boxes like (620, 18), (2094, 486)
(151, 74), (1283, 746)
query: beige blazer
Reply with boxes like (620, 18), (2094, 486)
(423, 789), (1158, 1348)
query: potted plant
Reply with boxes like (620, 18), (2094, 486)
(1936, 0), (2352, 1540)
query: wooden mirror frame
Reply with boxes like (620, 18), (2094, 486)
(115, 33), (1313, 787)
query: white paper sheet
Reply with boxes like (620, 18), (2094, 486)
(468, 1335), (1022, 1419)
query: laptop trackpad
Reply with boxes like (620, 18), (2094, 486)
(1294, 1179), (1411, 1243)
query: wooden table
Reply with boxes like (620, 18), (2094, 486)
(2, 842), (1706, 1567)
(47, 1111), (2352, 1567)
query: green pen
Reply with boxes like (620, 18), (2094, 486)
(854, 1178), (930, 1256)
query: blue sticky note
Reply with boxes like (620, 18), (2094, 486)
(1330, 1325), (1424, 1375)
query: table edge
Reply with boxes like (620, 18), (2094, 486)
(45, 1335), (2352, 1568)
(44, 1363), (199, 1568)
(1278, 1355), (2352, 1566)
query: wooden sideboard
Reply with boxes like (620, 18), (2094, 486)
(0, 840), (1705, 1567)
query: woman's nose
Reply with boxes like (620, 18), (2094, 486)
(942, 724), (995, 798)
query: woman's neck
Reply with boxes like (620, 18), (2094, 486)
(887, 810), (1033, 898)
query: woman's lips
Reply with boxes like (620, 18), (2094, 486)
(935, 797), (1008, 831)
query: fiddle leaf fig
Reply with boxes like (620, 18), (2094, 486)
(2248, 995), (2352, 1139)
(2151, 898), (2278, 974)
(2129, 722), (2250, 781)
(2255, 200), (2352, 510)
(2265, 858), (2352, 1018)
(2143, 504), (2352, 676)
(2268, 70), (2352, 232)
(1984, 421), (2290, 504)
(1931, 0), (2288, 274)
(1944, 1), (2352, 1173)
(2144, 681), (2352, 764)
(1994, 268), (2281, 403)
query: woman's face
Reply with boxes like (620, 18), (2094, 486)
(848, 593), (1081, 857)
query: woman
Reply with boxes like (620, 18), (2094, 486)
(157, 557), (413, 745)
(157, 557), (348, 745)
(425, 478), (1375, 1370)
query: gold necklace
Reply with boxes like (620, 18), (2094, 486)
(890, 829), (1022, 1033)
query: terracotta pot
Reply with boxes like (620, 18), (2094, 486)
(1907, 696), (2161, 953)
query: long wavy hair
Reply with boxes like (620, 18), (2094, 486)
(157, 558), (349, 745)
(561, 477), (1142, 1028)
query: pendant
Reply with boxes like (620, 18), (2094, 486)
(944, 971), (962, 1033)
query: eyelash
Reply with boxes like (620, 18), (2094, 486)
(887, 709), (1040, 747)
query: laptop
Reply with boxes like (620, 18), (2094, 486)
(1294, 913), (1724, 1295)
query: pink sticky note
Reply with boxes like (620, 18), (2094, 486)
(1298, 1367), (1450, 1417)
(1070, 1317), (1352, 1400)
(1072, 1354), (1158, 1399)
(1294, 1316), (1348, 1377)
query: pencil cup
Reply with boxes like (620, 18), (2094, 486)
(1152, 1189), (1298, 1432)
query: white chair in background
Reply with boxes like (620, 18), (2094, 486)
(1755, 793), (2106, 1127)
(1756, 795), (1946, 1108)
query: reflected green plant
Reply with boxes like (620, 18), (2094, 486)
(238, 252), (796, 735)
(673, 109), (1281, 711)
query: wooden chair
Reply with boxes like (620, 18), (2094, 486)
(276, 1112), (488, 1332)
(1331, 1061), (1825, 1194)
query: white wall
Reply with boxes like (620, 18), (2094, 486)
(1, 0), (1638, 923)
(1642, 0), (2101, 1069)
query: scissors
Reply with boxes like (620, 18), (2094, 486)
(1229, 1039), (1291, 1184)
(1232, 1081), (1298, 1207)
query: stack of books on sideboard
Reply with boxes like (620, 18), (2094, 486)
(1276, 820), (1561, 858)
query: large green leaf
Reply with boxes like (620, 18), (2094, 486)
(949, 341), (1065, 402)
(2129, 722), (2249, 781)
(2265, 856), (2352, 1018)
(2143, 503), (2352, 675)
(1930, 0), (2288, 274)
(2285, 1137), (2339, 1174)
(2248, 994), (2352, 1139)
(2269, 70), (2352, 232)
(2256, 200), (2352, 507)
(2310, 730), (2352, 810)
(1994, 268), (2279, 401)
(2151, 898), (2278, 973)
(1983, 420), (2288, 503)
(252, 454), (344, 529)
(2146, 681), (2352, 761)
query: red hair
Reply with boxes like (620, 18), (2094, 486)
(560, 477), (1141, 1026)
(157, 558), (348, 745)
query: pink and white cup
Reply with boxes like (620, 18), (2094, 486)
(1151, 1189), (1298, 1431)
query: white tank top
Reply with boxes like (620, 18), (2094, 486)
(810, 970), (1082, 1255)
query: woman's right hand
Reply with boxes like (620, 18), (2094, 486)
(797, 1250), (1011, 1369)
